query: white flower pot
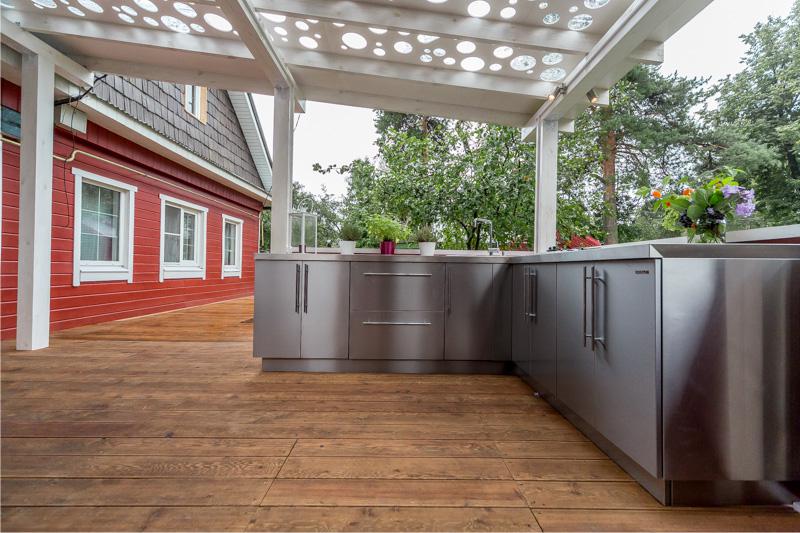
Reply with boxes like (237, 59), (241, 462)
(339, 240), (356, 255)
(419, 242), (436, 256)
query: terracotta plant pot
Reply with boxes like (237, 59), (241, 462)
(379, 240), (396, 255)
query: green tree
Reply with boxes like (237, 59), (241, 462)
(706, 1), (800, 225)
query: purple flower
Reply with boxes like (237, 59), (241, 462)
(735, 200), (756, 218)
(738, 188), (755, 202)
(722, 184), (741, 198)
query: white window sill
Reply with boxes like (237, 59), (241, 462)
(75, 265), (133, 285)
(222, 268), (242, 279)
(162, 265), (206, 280)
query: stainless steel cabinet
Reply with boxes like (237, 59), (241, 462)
(253, 260), (302, 358)
(445, 263), (494, 360)
(591, 260), (659, 476)
(492, 264), (513, 361)
(512, 265), (531, 375)
(529, 264), (557, 396)
(556, 262), (596, 424)
(350, 262), (445, 311)
(253, 260), (350, 359)
(350, 311), (444, 360)
(300, 261), (350, 359)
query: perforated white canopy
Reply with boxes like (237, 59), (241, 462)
(2, 0), (711, 133)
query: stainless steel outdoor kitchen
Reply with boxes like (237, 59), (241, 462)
(253, 243), (800, 508)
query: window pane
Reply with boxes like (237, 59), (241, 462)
(99, 187), (120, 216)
(164, 234), (180, 263)
(80, 234), (98, 261)
(224, 222), (236, 266)
(182, 212), (195, 261)
(98, 236), (117, 262)
(81, 211), (99, 236)
(82, 183), (99, 211)
(165, 205), (181, 234)
(99, 214), (119, 238)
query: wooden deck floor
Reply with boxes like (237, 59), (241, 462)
(1, 297), (798, 532)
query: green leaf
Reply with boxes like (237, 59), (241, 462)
(687, 204), (704, 220)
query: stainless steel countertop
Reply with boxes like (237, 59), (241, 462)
(255, 243), (799, 263)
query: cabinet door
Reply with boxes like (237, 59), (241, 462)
(253, 260), (302, 358)
(556, 262), (595, 424)
(301, 262), (350, 359)
(592, 260), (659, 476)
(529, 264), (557, 396)
(492, 264), (513, 361)
(445, 264), (494, 360)
(511, 265), (530, 375)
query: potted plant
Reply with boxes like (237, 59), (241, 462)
(339, 221), (362, 255)
(366, 214), (409, 255)
(646, 168), (755, 243)
(414, 225), (438, 256)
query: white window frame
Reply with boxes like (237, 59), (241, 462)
(159, 194), (208, 281)
(184, 84), (203, 118)
(72, 168), (137, 287)
(221, 214), (243, 279)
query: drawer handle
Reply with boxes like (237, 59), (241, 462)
(362, 321), (432, 326)
(362, 272), (432, 277)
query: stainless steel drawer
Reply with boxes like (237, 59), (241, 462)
(349, 311), (444, 360)
(350, 263), (445, 311)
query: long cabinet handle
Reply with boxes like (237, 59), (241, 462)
(362, 321), (432, 326)
(527, 270), (538, 320)
(303, 264), (309, 314)
(592, 268), (606, 349)
(362, 272), (432, 277)
(295, 264), (301, 314)
(583, 266), (592, 347)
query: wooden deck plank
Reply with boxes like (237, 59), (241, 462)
(1, 296), (794, 532)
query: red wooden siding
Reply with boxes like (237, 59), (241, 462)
(1, 80), (263, 340)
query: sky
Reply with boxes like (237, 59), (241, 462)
(252, 0), (796, 198)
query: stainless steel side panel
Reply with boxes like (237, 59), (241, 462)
(529, 264), (558, 396)
(253, 260), (302, 358)
(662, 258), (800, 481)
(349, 311), (445, 360)
(350, 263), (445, 311)
(445, 264), (494, 360)
(300, 261), (350, 359)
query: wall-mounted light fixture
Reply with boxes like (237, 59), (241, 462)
(548, 84), (566, 102)
(586, 89), (599, 105)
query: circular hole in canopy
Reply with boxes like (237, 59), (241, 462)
(568, 14), (593, 30)
(373, 48), (386, 56)
(394, 41), (413, 54)
(68, 5), (85, 15)
(121, 5), (136, 16)
(143, 15), (158, 25)
(273, 26), (287, 36)
(420, 54), (433, 63)
(433, 48), (446, 57)
(500, 6), (516, 18)
(443, 57), (456, 65)
(133, 0), (157, 12)
(584, 0), (609, 8)
(161, 15), (191, 33)
(203, 12), (232, 32)
(295, 20), (309, 31)
(299, 36), (318, 49)
(542, 52), (563, 65)
(510, 55), (536, 71)
(342, 32), (368, 49)
(540, 67), (566, 81)
(262, 12), (285, 23)
(118, 12), (134, 22)
(417, 34), (439, 44)
(467, 0), (490, 17)
(489, 63), (502, 71)
(190, 23), (204, 32)
(493, 46), (513, 59)
(460, 56), (485, 72)
(456, 41), (476, 54)
(173, 1), (196, 18)
(543, 12), (559, 24)
(369, 27), (388, 34)
(32, 0), (57, 8)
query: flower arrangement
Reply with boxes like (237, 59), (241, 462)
(646, 168), (755, 243)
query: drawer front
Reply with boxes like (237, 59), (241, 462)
(350, 263), (445, 311)
(349, 311), (444, 360)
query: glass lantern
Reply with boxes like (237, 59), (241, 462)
(290, 208), (318, 254)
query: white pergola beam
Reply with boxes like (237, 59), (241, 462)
(217, 0), (305, 111)
(0, 22), (93, 88)
(16, 52), (55, 350)
(534, 120), (558, 254)
(270, 86), (294, 254)
(252, 0), (662, 62)
(522, 0), (712, 140)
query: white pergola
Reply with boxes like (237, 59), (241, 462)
(1, 0), (711, 349)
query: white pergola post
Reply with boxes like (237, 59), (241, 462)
(270, 85), (294, 254)
(16, 53), (55, 350)
(534, 119), (558, 254)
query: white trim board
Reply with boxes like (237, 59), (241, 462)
(71, 168), (138, 286)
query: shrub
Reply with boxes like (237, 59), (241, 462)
(366, 214), (409, 243)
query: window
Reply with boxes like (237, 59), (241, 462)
(72, 168), (137, 286)
(1, 106), (21, 139)
(159, 194), (207, 281)
(184, 85), (208, 122)
(221, 215), (243, 278)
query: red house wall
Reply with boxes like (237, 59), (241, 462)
(1, 80), (263, 340)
